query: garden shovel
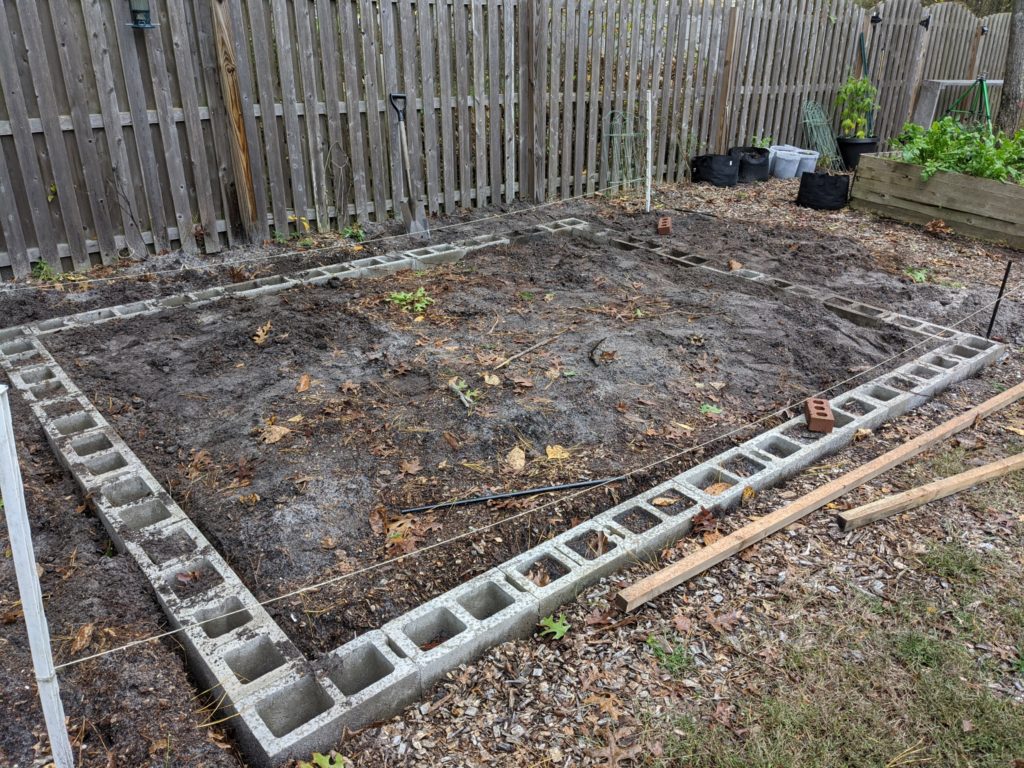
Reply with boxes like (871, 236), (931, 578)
(389, 93), (429, 237)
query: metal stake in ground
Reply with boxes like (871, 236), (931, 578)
(0, 385), (75, 768)
(986, 260), (1013, 339)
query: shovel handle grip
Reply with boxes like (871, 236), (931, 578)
(389, 93), (407, 121)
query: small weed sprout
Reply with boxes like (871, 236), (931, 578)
(645, 634), (694, 677)
(272, 230), (290, 245)
(388, 287), (435, 313)
(904, 267), (930, 283)
(32, 262), (60, 282)
(451, 377), (481, 403)
(342, 223), (366, 242)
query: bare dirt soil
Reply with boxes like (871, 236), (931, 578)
(1, 181), (1021, 767)
(44, 233), (917, 658)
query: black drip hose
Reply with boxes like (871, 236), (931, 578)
(400, 475), (627, 515)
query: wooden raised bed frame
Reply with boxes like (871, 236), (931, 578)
(850, 154), (1024, 250)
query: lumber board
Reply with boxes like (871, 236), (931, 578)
(854, 156), (1024, 224)
(615, 379), (1024, 613)
(838, 452), (1024, 531)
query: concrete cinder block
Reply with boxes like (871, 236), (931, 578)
(551, 520), (631, 581)
(319, 630), (421, 731)
(590, 499), (696, 559)
(499, 543), (598, 616)
(231, 671), (348, 768)
(381, 596), (488, 689)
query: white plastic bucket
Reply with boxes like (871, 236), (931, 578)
(796, 149), (820, 175)
(768, 144), (799, 174)
(772, 150), (801, 179)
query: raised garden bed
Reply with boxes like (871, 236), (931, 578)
(850, 154), (1024, 250)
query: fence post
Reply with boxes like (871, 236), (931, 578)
(714, 2), (741, 152)
(905, 14), (932, 127)
(211, 0), (261, 243)
(518, 0), (535, 201)
(0, 385), (75, 768)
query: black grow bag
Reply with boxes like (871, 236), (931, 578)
(728, 146), (771, 183)
(796, 171), (850, 210)
(691, 154), (739, 187)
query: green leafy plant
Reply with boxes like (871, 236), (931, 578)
(700, 403), (723, 415)
(892, 118), (1024, 185)
(646, 634), (694, 677)
(31, 261), (60, 282)
(296, 237), (315, 248)
(341, 223), (365, 242)
(388, 286), (435, 313)
(298, 752), (350, 768)
(451, 377), (481, 403)
(750, 135), (773, 149)
(538, 613), (570, 640)
(904, 267), (930, 283)
(272, 230), (289, 245)
(836, 76), (878, 138)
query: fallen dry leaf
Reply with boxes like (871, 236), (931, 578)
(703, 530), (723, 546)
(545, 444), (570, 460)
(595, 726), (642, 767)
(252, 321), (272, 345)
(854, 427), (872, 441)
(673, 614), (692, 634)
(728, 258), (744, 271)
(399, 458), (422, 476)
(237, 493), (260, 506)
(483, 372), (501, 386)
(506, 445), (527, 472)
(259, 424), (291, 444)
(320, 536), (337, 550)
(296, 373), (311, 393)
(70, 623), (94, 654)
(651, 496), (679, 507)
(705, 481), (732, 496)
(706, 608), (741, 634)
(741, 486), (756, 505)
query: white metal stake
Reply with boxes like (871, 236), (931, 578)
(0, 385), (75, 768)
(645, 89), (653, 213)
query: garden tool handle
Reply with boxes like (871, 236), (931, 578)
(389, 93), (407, 122)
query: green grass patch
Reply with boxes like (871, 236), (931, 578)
(645, 635), (693, 678)
(920, 541), (985, 585)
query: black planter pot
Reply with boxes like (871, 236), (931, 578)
(836, 136), (879, 170)
(728, 146), (770, 183)
(796, 171), (850, 210)
(691, 154), (739, 187)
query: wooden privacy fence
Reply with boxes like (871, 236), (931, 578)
(0, 0), (1011, 279)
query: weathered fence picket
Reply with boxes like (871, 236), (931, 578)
(0, 0), (1013, 279)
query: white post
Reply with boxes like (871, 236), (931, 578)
(645, 89), (653, 213)
(0, 385), (75, 768)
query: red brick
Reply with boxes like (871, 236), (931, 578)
(804, 398), (835, 434)
(657, 216), (672, 235)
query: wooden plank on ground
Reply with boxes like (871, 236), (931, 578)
(838, 452), (1024, 531)
(17, 1), (91, 269)
(616, 378), (1024, 613)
